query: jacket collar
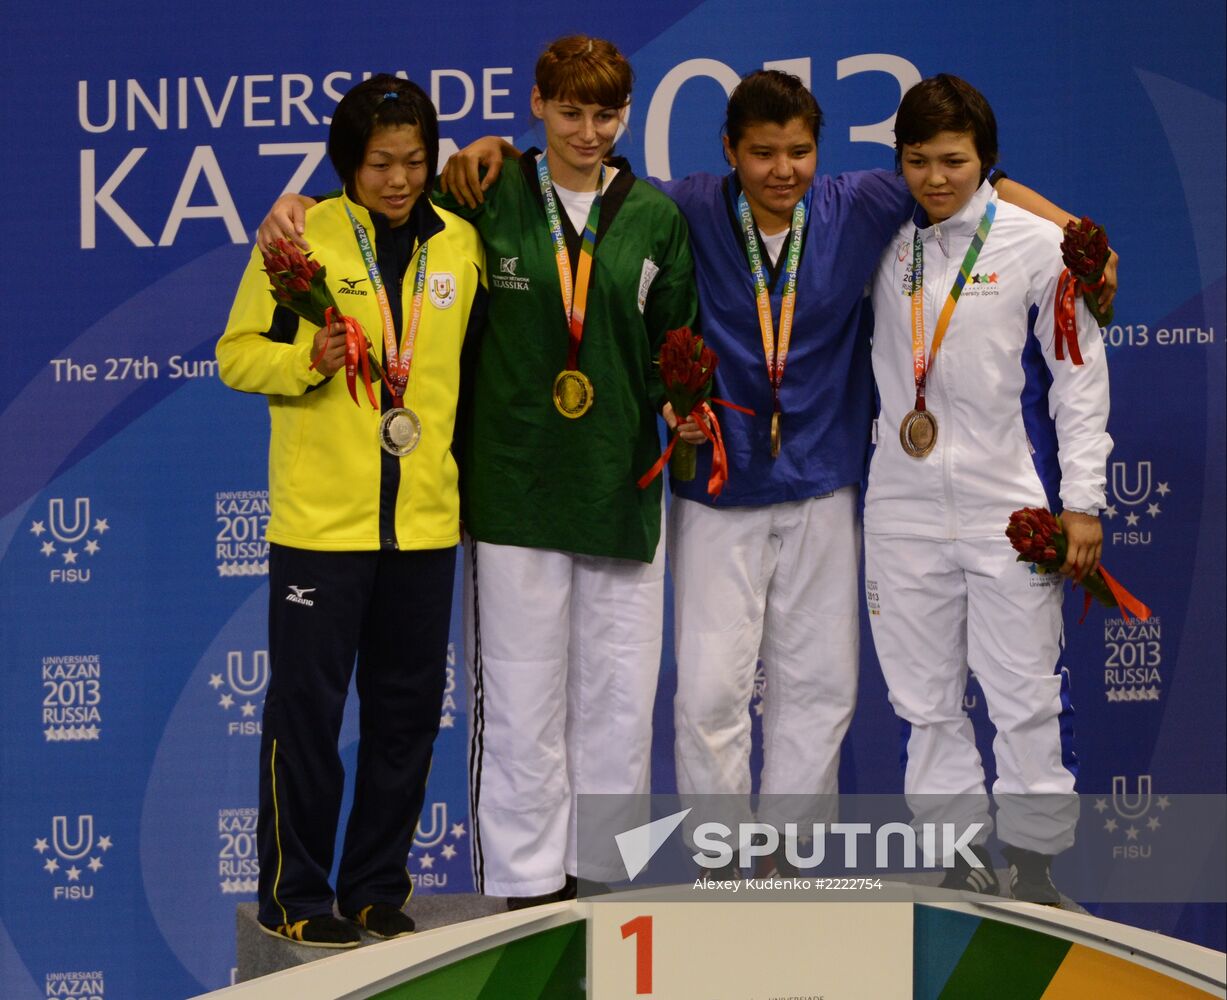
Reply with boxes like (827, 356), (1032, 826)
(912, 179), (995, 251)
(340, 188), (445, 245)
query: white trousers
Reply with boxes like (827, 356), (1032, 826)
(864, 532), (1079, 854)
(670, 489), (860, 829)
(464, 536), (665, 896)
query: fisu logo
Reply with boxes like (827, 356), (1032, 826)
(30, 497), (109, 583)
(34, 815), (113, 900)
(1105, 460), (1171, 547)
(209, 651), (268, 736)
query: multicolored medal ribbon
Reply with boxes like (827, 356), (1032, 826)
(538, 156), (603, 418)
(737, 192), (805, 458)
(901, 197), (997, 458)
(344, 202), (429, 456)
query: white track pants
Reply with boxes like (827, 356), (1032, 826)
(864, 532), (1078, 854)
(464, 536), (665, 896)
(671, 489), (860, 829)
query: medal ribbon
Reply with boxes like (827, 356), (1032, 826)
(344, 202), (428, 408)
(909, 198), (997, 411)
(737, 193), (805, 419)
(1053, 269), (1086, 365)
(537, 156), (604, 371)
(1079, 565), (1153, 625)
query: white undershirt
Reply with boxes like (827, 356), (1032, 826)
(760, 228), (788, 266)
(551, 164), (619, 232)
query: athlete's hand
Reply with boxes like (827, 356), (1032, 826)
(439, 137), (515, 208)
(310, 320), (347, 377)
(663, 402), (709, 445)
(1059, 510), (1102, 582)
(1098, 249), (1119, 313)
(257, 194), (316, 253)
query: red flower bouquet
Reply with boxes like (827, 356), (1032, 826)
(659, 326), (719, 481)
(261, 239), (383, 408)
(1060, 217), (1114, 327)
(1006, 507), (1151, 622)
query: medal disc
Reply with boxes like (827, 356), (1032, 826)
(379, 407), (422, 456)
(770, 411), (782, 459)
(899, 409), (938, 458)
(552, 370), (594, 418)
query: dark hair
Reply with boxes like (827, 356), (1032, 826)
(893, 74), (998, 180)
(535, 35), (632, 107)
(328, 74), (440, 189)
(724, 70), (823, 148)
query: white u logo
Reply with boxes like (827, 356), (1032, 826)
(48, 498), (91, 543)
(52, 815), (94, 860)
(1111, 775), (1152, 819)
(226, 651), (269, 697)
(1110, 461), (1152, 506)
(414, 802), (448, 848)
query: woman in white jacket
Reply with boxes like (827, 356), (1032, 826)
(865, 75), (1110, 905)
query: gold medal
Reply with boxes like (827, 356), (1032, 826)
(552, 369), (594, 419)
(379, 407), (422, 456)
(899, 409), (937, 458)
(770, 411), (782, 458)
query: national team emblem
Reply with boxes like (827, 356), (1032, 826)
(429, 272), (456, 309)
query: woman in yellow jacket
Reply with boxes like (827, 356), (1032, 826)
(217, 74), (485, 948)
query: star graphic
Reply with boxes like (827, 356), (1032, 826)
(1106, 689), (1119, 702)
(66, 866), (82, 882)
(1093, 798), (1108, 813)
(1125, 512), (1140, 527)
(44, 858), (60, 874)
(84, 539), (100, 556)
(441, 844), (457, 860)
(88, 857), (103, 873)
(97, 836), (113, 851)
(1146, 503), (1161, 517)
(418, 853), (435, 870)
(1104, 504), (1118, 519)
(1146, 816), (1161, 832)
(219, 693), (235, 709)
(241, 701), (256, 718)
(41, 541), (55, 557)
(1125, 825), (1139, 841)
(34, 838), (49, 853)
(1156, 796), (1171, 811)
(94, 518), (109, 534)
(753, 701), (765, 717)
(1104, 818), (1118, 833)
(86, 726), (100, 738)
(1156, 482), (1171, 496)
(439, 712), (455, 729)
(988, 272), (999, 283)
(451, 823), (466, 839)
(30, 521), (46, 536)
(208, 673), (224, 690)
(62, 548), (78, 565)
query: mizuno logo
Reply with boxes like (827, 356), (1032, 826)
(340, 277), (367, 289)
(285, 586), (316, 607)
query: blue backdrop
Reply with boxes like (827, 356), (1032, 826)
(1, 2), (1223, 995)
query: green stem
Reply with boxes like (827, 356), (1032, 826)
(669, 439), (697, 482)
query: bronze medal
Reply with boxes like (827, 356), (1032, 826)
(899, 408), (938, 458)
(770, 411), (782, 458)
(379, 407), (422, 456)
(552, 369), (594, 419)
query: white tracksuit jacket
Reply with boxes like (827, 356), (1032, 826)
(865, 182), (1111, 536)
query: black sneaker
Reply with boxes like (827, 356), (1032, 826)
(507, 874), (577, 911)
(939, 843), (1000, 895)
(1002, 846), (1061, 906)
(258, 915), (361, 949)
(347, 903), (415, 939)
